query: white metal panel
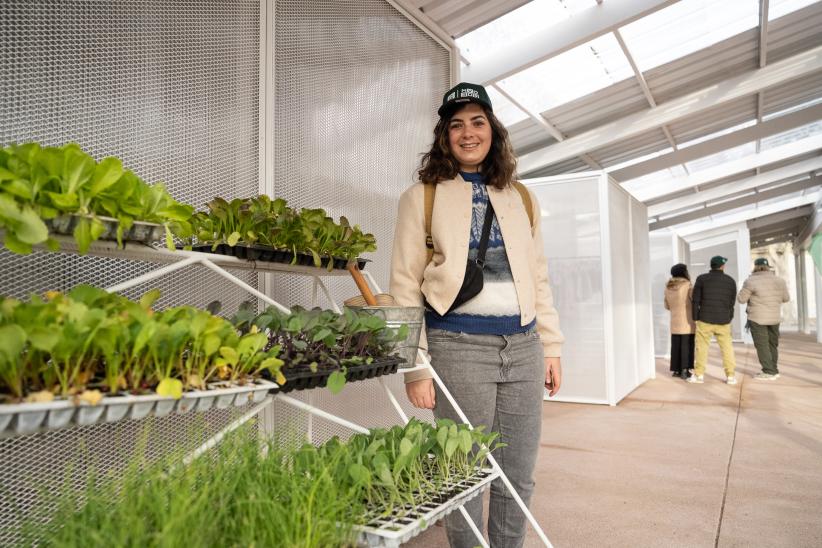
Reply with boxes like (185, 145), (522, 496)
(650, 231), (676, 357)
(527, 175), (609, 404)
(631, 195), (655, 384)
(607, 183), (637, 403)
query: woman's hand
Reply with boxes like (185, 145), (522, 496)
(545, 357), (562, 397)
(406, 378), (436, 409)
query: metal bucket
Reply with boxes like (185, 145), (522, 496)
(352, 306), (424, 368)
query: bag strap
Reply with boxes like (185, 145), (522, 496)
(512, 181), (534, 229)
(475, 201), (495, 268)
(424, 183), (435, 264)
(424, 181), (533, 265)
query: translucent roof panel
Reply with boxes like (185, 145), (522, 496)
(623, 164), (689, 202)
(761, 121), (822, 151)
(677, 120), (757, 149)
(769, 0), (821, 20)
(606, 147), (675, 173)
(619, 0), (759, 72)
(456, 0), (597, 64)
(495, 33), (634, 114)
(485, 85), (529, 126)
(685, 142), (758, 173)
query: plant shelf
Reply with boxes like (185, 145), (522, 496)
(270, 355), (405, 394)
(191, 243), (367, 271)
(0, 379), (276, 437)
(22, 233), (357, 277)
(354, 467), (499, 547)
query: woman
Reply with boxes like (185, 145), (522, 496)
(389, 82), (564, 548)
(664, 263), (696, 378)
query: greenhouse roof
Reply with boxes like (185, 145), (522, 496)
(405, 0), (822, 243)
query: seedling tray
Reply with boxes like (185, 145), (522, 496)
(270, 355), (404, 394)
(355, 467), (499, 547)
(190, 243), (366, 271)
(0, 379), (275, 437)
(45, 214), (165, 244)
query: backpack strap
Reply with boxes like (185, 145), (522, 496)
(512, 181), (534, 230)
(423, 181), (534, 266)
(424, 183), (435, 264)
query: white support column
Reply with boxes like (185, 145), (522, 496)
(795, 251), (807, 333)
(737, 227), (754, 344)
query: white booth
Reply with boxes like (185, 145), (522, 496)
(525, 172), (655, 406)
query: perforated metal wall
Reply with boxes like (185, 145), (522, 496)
(0, 0), (262, 313)
(0, 406), (260, 545)
(0, 0), (261, 541)
(264, 0), (449, 438)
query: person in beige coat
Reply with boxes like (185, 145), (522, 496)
(664, 263), (696, 378)
(738, 258), (790, 380)
(389, 82), (563, 548)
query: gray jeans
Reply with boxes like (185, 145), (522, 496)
(427, 327), (545, 548)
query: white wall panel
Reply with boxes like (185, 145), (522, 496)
(608, 185), (637, 403)
(531, 177), (608, 403)
(631, 197), (654, 386)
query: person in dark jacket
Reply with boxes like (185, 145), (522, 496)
(688, 256), (738, 385)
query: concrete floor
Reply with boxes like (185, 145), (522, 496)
(407, 331), (822, 547)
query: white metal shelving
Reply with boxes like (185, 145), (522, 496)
(4, 236), (552, 547)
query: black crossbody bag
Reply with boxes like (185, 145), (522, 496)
(426, 201), (495, 316)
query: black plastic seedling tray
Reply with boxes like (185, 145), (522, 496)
(269, 355), (404, 394)
(46, 214), (165, 245)
(191, 243), (366, 271)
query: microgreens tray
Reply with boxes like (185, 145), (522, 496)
(0, 379), (275, 437)
(269, 355), (404, 394)
(190, 243), (367, 271)
(355, 467), (499, 547)
(45, 214), (166, 244)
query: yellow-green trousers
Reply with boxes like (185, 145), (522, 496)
(694, 321), (736, 377)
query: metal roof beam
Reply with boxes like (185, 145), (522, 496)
(647, 156), (822, 217)
(610, 102), (822, 182)
(462, 0), (680, 84)
(751, 222), (806, 243)
(637, 134), (822, 202)
(751, 234), (799, 247)
(518, 44), (822, 175)
(675, 194), (820, 236)
(649, 178), (819, 230)
(613, 28), (686, 174)
(747, 205), (815, 231)
(439, 0), (532, 38)
(489, 84), (602, 169)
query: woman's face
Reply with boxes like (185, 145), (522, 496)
(447, 103), (492, 173)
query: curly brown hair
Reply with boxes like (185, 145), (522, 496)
(417, 104), (518, 190)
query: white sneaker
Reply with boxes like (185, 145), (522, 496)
(754, 373), (778, 380)
(686, 374), (704, 384)
(726, 376), (737, 385)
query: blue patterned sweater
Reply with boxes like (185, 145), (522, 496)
(425, 172), (535, 335)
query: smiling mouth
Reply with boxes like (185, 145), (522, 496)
(460, 143), (480, 150)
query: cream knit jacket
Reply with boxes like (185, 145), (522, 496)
(389, 175), (564, 383)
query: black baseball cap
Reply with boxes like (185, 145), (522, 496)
(754, 258), (770, 266)
(710, 256), (728, 268)
(438, 82), (493, 118)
